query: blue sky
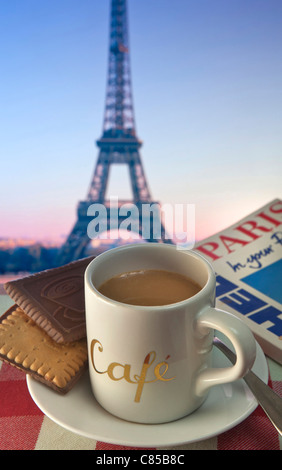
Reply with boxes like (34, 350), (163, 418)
(1, 0), (281, 242)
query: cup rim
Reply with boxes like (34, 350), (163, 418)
(85, 243), (215, 310)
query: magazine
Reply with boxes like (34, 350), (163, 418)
(195, 199), (282, 364)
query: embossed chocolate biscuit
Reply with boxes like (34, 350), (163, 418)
(4, 256), (94, 343)
(0, 305), (88, 394)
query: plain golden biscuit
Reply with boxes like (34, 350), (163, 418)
(0, 305), (88, 394)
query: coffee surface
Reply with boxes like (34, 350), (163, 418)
(98, 269), (201, 306)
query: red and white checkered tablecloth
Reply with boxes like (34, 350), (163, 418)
(0, 293), (281, 451)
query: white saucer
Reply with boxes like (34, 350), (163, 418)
(27, 338), (268, 448)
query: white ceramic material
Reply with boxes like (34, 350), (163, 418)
(84, 244), (256, 424)
(26, 338), (268, 447)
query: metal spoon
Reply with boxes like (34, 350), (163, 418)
(213, 336), (282, 436)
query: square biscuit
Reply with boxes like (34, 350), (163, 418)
(4, 256), (94, 343)
(0, 305), (88, 394)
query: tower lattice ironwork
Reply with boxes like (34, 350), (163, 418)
(57, 0), (170, 265)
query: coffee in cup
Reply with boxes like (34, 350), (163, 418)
(98, 269), (201, 306)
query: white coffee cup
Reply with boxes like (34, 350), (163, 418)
(84, 243), (256, 424)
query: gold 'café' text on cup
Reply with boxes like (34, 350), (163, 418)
(90, 339), (176, 403)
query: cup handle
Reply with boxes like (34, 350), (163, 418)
(195, 306), (257, 396)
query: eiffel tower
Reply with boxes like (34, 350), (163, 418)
(57, 0), (170, 265)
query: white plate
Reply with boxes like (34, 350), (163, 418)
(27, 338), (268, 448)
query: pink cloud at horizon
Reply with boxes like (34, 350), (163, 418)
(1, 195), (278, 246)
